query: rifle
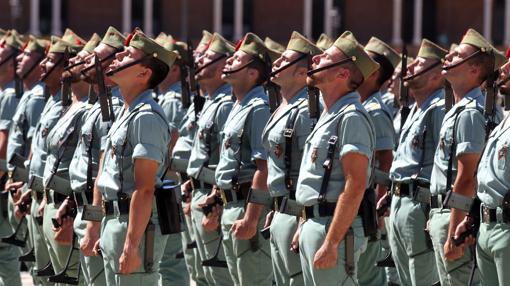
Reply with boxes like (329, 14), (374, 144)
(94, 54), (113, 122)
(307, 56), (321, 131)
(263, 53), (281, 113)
(444, 80), (454, 112)
(186, 40), (206, 120)
(399, 46), (410, 130)
(484, 58), (498, 140)
(61, 48), (72, 107)
(13, 50), (23, 99)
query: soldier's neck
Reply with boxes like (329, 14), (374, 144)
(451, 82), (479, 103)
(320, 84), (350, 111)
(0, 75), (13, 89)
(232, 82), (257, 102)
(120, 84), (148, 107)
(23, 72), (40, 91)
(202, 79), (225, 99)
(71, 81), (89, 101)
(280, 83), (305, 105)
(158, 78), (179, 94)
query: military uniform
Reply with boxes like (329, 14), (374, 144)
(476, 113), (510, 285)
(187, 83), (235, 286)
(389, 88), (445, 286)
(70, 87), (123, 286)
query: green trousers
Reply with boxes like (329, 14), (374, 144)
(29, 195), (52, 286)
(476, 219), (510, 285)
(221, 201), (273, 286)
(191, 188), (234, 286)
(269, 211), (304, 286)
(100, 212), (168, 286)
(74, 207), (107, 286)
(160, 230), (190, 285)
(299, 215), (366, 286)
(0, 200), (21, 286)
(389, 196), (438, 286)
(42, 200), (81, 286)
(380, 217), (400, 285)
(357, 237), (387, 286)
(428, 208), (479, 286)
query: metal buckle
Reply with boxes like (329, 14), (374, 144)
(283, 128), (293, 138)
(328, 136), (338, 145)
(301, 208), (307, 220)
(101, 201), (107, 216)
(394, 184), (401, 196)
(273, 198), (279, 211)
(220, 189), (228, 206)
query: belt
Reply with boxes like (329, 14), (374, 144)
(179, 172), (189, 182)
(278, 197), (304, 217)
(191, 177), (213, 190)
(44, 189), (67, 205)
(302, 202), (337, 219)
(392, 182), (413, 197)
(219, 183), (251, 204)
(481, 205), (509, 224)
(430, 194), (449, 209)
(31, 190), (44, 202)
(272, 196), (284, 211)
(102, 199), (131, 216)
(73, 191), (94, 207)
(392, 181), (431, 204)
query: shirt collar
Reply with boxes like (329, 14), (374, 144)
(326, 91), (360, 115)
(128, 89), (153, 111)
(237, 85), (267, 107)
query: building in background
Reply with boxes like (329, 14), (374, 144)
(0, 0), (508, 49)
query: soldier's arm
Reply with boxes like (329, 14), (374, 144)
(243, 159), (268, 223)
(375, 150), (392, 200)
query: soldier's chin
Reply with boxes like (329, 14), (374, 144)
(306, 76), (317, 87)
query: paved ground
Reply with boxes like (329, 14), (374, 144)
(20, 272), (197, 285)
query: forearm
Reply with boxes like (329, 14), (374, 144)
(375, 149), (393, 200)
(244, 165), (267, 222)
(0, 130), (8, 160)
(325, 179), (365, 245)
(448, 173), (477, 237)
(125, 188), (154, 248)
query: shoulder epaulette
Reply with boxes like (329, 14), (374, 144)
(365, 102), (382, 112)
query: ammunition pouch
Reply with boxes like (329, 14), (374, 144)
(442, 191), (473, 212)
(155, 180), (183, 235)
(358, 188), (378, 239)
(197, 165), (216, 186)
(246, 188), (272, 208)
(0, 191), (7, 218)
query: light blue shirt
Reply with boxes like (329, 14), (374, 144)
(0, 81), (20, 130)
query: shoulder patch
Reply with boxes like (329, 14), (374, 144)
(365, 102), (381, 112)
(435, 99), (445, 106)
(344, 104), (357, 112)
(466, 100), (477, 109)
(252, 99), (268, 107)
(140, 103), (152, 111)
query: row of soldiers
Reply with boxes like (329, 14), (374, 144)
(0, 23), (509, 286)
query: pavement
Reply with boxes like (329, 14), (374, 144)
(20, 272), (197, 285)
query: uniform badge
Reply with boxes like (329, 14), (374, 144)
(41, 128), (49, 137)
(411, 136), (420, 148)
(274, 144), (282, 158)
(439, 138), (445, 150)
(498, 145), (507, 160)
(187, 121), (195, 131)
(311, 148), (318, 163)
(224, 138), (232, 149)
(111, 145), (116, 158)
(198, 130), (204, 140)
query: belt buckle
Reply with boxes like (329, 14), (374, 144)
(394, 184), (401, 196)
(283, 128), (293, 138)
(220, 189), (228, 206)
(273, 198), (279, 211)
(301, 208), (307, 220)
(482, 206), (490, 223)
(101, 201), (107, 216)
(191, 179), (197, 191)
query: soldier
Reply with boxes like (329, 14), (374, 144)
(380, 38), (447, 286)
(69, 26), (125, 286)
(315, 34), (334, 51)
(452, 56), (510, 285)
(7, 35), (49, 285)
(428, 29), (503, 286)
(186, 32), (235, 286)
(295, 31), (377, 286)
(356, 36), (399, 286)
(200, 32), (272, 286)
(261, 31), (321, 286)
(95, 30), (175, 285)
(156, 34), (193, 286)
(42, 30), (89, 283)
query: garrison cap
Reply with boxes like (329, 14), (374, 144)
(493, 47), (507, 71)
(101, 26), (126, 50)
(0, 30), (24, 50)
(162, 35), (190, 65)
(286, 31), (322, 56)
(61, 28), (86, 53)
(264, 37), (285, 62)
(333, 31), (380, 80)
(208, 32), (235, 56)
(449, 43), (458, 53)
(127, 31), (178, 68)
(154, 32), (168, 46)
(365, 36), (400, 68)
(316, 33), (334, 51)
(23, 35), (50, 56)
(460, 28), (492, 52)
(236, 32), (271, 65)
(48, 36), (80, 54)
(416, 39), (447, 61)
(196, 30), (213, 54)
(0, 29), (6, 38)
(82, 33), (101, 54)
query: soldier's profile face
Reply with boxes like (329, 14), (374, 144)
(0, 46), (14, 74)
(221, 50), (250, 82)
(107, 46), (142, 77)
(197, 50), (223, 81)
(39, 52), (63, 83)
(442, 44), (477, 79)
(272, 50), (302, 85)
(306, 46), (343, 87)
(498, 59), (510, 90)
(16, 50), (37, 78)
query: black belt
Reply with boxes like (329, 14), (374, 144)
(191, 177), (213, 190)
(73, 191), (94, 207)
(430, 194), (449, 209)
(303, 202), (337, 219)
(102, 199), (131, 215)
(179, 172), (189, 182)
(220, 183), (251, 204)
(392, 182), (413, 197)
(44, 189), (67, 205)
(481, 205), (509, 224)
(272, 196), (284, 211)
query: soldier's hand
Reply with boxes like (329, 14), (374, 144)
(14, 191), (32, 218)
(181, 179), (192, 198)
(202, 205), (220, 232)
(81, 223), (100, 256)
(444, 238), (464, 261)
(184, 202), (192, 216)
(232, 218), (257, 240)
(53, 199), (71, 228)
(452, 217), (476, 248)
(263, 210), (274, 228)
(313, 239), (338, 269)
(54, 217), (74, 245)
(119, 244), (141, 274)
(37, 198), (46, 217)
(6, 182), (24, 202)
(376, 192), (390, 217)
(290, 223), (301, 254)
(93, 239), (102, 257)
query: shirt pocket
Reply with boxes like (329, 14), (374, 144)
(496, 140), (508, 170)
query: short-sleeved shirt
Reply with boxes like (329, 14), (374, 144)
(187, 84), (233, 179)
(160, 82), (186, 133)
(69, 89), (124, 193)
(97, 90), (170, 200)
(171, 100), (198, 162)
(296, 92), (375, 206)
(0, 81), (20, 130)
(6, 82), (46, 170)
(477, 115), (510, 208)
(389, 89), (445, 183)
(262, 88), (314, 198)
(363, 91), (396, 153)
(215, 86), (270, 189)
(430, 87), (485, 195)
(29, 91), (64, 181)
(381, 90), (399, 118)
(43, 99), (88, 192)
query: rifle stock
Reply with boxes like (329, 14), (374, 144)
(399, 46), (410, 129)
(94, 54), (112, 122)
